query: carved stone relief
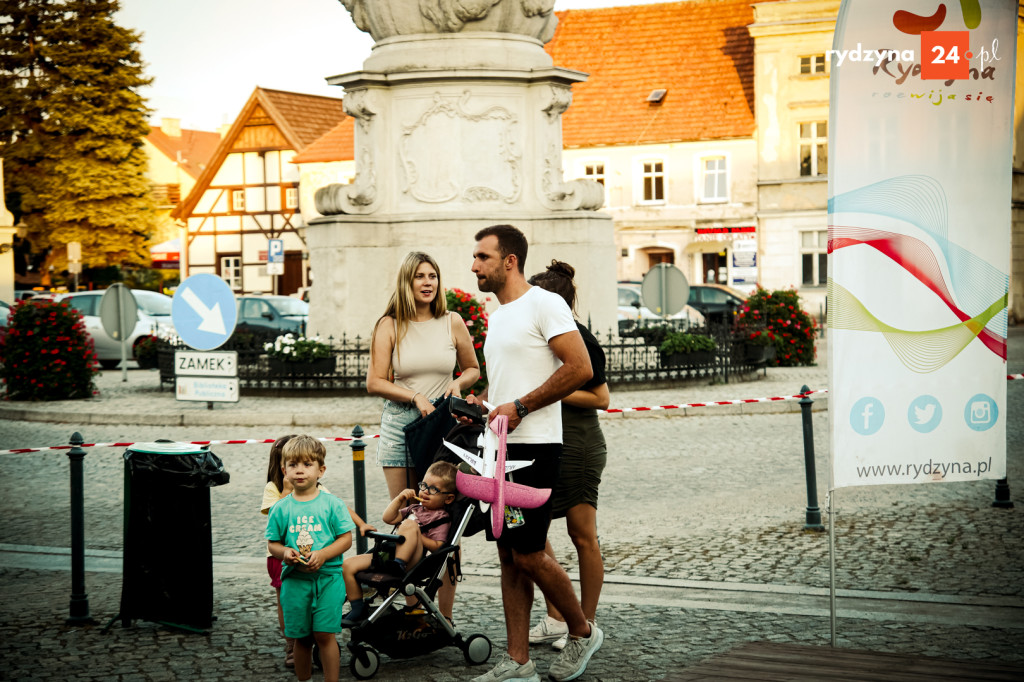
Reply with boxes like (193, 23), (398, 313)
(340, 0), (557, 43)
(539, 142), (604, 212)
(399, 92), (522, 205)
(315, 90), (380, 215)
(542, 84), (572, 122)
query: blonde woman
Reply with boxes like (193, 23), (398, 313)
(367, 251), (481, 501)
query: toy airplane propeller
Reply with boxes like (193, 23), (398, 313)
(443, 412), (551, 538)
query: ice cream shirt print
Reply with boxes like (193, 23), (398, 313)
(264, 491), (356, 577)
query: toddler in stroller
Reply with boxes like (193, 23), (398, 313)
(340, 455), (491, 679)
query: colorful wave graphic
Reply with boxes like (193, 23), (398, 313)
(827, 280), (1006, 373)
(828, 174), (1008, 370)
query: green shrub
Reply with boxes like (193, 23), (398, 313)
(446, 288), (488, 395)
(659, 331), (717, 355)
(0, 299), (99, 400)
(736, 286), (817, 366)
(134, 333), (160, 368)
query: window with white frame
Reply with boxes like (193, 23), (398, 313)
(800, 54), (826, 74)
(220, 255), (242, 291)
(284, 186), (299, 209)
(799, 122), (828, 177)
(231, 189), (245, 212)
(640, 160), (665, 203)
(701, 156), (727, 202)
(801, 230), (828, 286)
(582, 162), (605, 187)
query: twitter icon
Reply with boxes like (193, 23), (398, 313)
(907, 395), (942, 433)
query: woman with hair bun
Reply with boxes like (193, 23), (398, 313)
(526, 260), (609, 650)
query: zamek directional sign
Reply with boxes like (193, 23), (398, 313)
(172, 273), (238, 350)
(175, 349), (239, 404)
(175, 351), (238, 376)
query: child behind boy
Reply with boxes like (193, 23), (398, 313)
(266, 435), (355, 682)
(342, 460), (458, 625)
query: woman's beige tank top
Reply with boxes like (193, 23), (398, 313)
(392, 313), (456, 399)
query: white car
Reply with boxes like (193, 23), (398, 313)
(55, 289), (176, 369)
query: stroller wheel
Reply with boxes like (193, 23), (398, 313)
(463, 633), (492, 665)
(349, 644), (380, 680)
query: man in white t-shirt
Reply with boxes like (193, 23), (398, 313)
(466, 224), (604, 682)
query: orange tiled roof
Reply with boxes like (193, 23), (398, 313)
(173, 87), (346, 219)
(291, 117), (355, 164)
(546, 0), (755, 147)
(146, 126), (221, 179)
(258, 88), (347, 150)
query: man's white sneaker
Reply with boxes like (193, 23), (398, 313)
(471, 653), (540, 682)
(552, 619), (592, 651)
(528, 615), (568, 645)
(547, 621), (603, 682)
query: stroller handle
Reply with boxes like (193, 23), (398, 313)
(365, 530), (405, 543)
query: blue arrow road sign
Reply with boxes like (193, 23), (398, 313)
(172, 273), (238, 350)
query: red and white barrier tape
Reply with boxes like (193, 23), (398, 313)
(601, 388), (827, 414)
(2, 377), (1021, 455)
(0, 434), (378, 455)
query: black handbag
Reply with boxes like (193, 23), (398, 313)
(402, 395), (457, 483)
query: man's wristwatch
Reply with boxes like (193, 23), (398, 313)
(513, 398), (529, 419)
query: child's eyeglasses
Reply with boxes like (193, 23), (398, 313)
(417, 482), (451, 495)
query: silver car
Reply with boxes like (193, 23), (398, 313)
(617, 283), (704, 331)
(55, 289), (176, 369)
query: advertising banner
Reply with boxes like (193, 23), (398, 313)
(828, 1), (1016, 488)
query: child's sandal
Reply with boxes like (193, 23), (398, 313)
(284, 637), (295, 668)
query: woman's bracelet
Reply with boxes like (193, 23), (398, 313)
(410, 392), (420, 406)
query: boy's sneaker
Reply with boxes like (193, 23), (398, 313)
(471, 653), (540, 682)
(528, 615), (568, 644)
(547, 621), (603, 682)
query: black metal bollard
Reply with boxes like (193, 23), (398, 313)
(66, 432), (97, 625)
(992, 478), (1014, 509)
(799, 386), (825, 531)
(350, 425), (368, 554)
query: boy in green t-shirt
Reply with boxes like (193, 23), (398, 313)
(266, 435), (355, 682)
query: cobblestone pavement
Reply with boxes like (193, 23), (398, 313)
(1, 334), (1022, 680)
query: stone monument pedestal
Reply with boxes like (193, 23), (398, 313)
(309, 4), (615, 339)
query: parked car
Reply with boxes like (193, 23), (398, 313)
(686, 283), (747, 324)
(617, 283), (704, 332)
(54, 289), (176, 369)
(0, 299), (9, 342)
(234, 295), (308, 338)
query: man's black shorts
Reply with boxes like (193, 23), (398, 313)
(486, 442), (561, 554)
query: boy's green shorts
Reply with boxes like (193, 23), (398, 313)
(280, 572), (346, 638)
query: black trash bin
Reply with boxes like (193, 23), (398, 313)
(120, 441), (230, 631)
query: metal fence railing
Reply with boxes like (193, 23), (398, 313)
(158, 326), (770, 395)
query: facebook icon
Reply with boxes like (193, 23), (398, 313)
(850, 397), (885, 436)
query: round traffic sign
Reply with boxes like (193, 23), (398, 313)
(99, 284), (138, 341)
(171, 274), (238, 350)
(641, 263), (690, 317)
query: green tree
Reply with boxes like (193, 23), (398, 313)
(0, 0), (156, 280)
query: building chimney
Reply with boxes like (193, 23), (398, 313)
(161, 117), (182, 137)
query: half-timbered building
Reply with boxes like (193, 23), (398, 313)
(171, 88), (346, 295)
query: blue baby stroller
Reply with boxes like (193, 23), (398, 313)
(344, 495), (491, 679)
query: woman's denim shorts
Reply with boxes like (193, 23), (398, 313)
(376, 399), (420, 467)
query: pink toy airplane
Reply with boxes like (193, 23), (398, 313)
(443, 413), (550, 538)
